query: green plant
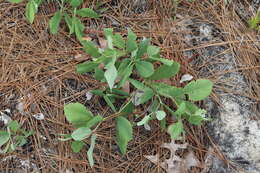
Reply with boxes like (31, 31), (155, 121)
(62, 28), (213, 166)
(0, 120), (34, 153)
(7, 0), (101, 40)
(248, 11), (260, 30)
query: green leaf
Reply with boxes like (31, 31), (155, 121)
(151, 82), (184, 99)
(77, 8), (99, 18)
(167, 121), (183, 139)
(155, 110), (166, 120)
(64, 103), (93, 127)
(111, 89), (129, 96)
(139, 88), (154, 104)
(126, 28), (137, 52)
(74, 17), (84, 40)
(135, 61), (154, 78)
(150, 99), (159, 112)
(0, 131), (10, 147)
(34, 0), (41, 6)
(49, 10), (62, 34)
(113, 33), (125, 49)
(91, 89), (104, 96)
(104, 63), (117, 89)
(188, 115), (204, 125)
(137, 115), (150, 126)
(85, 115), (103, 128)
(8, 0), (23, 3)
(149, 55), (174, 66)
(118, 65), (133, 88)
(104, 28), (113, 38)
(94, 68), (104, 81)
(103, 95), (117, 112)
(184, 79), (213, 101)
(71, 127), (91, 141)
(149, 62), (180, 80)
(87, 134), (97, 168)
(17, 137), (27, 147)
(118, 59), (131, 76)
(120, 101), (134, 116)
(25, 0), (37, 24)
(81, 41), (101, 58)
(136, 38), (150, 58)
(147, 45), (160, 56)
(116, 116), (133, 154)
(8, 120), (20, 132)
(70, 0), (83, 7)
(71, 141), (84, 153)
(129, 79), (146, 91)
(187, 109), (207, 125)
(76, 61), (99, 74)
(184, 101), (199, 115)
(174, 102), (186, 117)
(64, 13), (74, 35)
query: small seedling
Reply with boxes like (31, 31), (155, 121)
(0, 120), (34, 153)
(7, 0), (100, 40)
(248, 11), (260, 31)
(62, 28), (213, 166)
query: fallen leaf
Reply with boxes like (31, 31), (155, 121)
(184, 150), (200, 169)
(122, 81), (130, 94)
(145, 141), (200, 173)
(98, 37), (108, 49)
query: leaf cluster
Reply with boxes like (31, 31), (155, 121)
(62, 103), (102, 167)
(248, 11), (260, 31)
(0, 120), (34, 154)
(7, 0), (102, 39)
(64, 28), (213, 162)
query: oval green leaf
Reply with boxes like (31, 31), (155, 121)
(116, 116), (133, 154)
(64, 103), (93, 127)
(0, 131), (10, 147)
(71, 140), (84, 153)
(76, 61), (99, 74)
(71, 127), (91, 141)
(167, 121), (183, 139)
(77, 8), (99, 18)
(49, 10), (62, 34)
(149, 62), (180, 80)
(135, 61), (154, 78)
(25, 0), (36, 24)
(184, 79), (213, 101)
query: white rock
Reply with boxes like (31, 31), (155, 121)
(32, 113), (45, 120)
(85, 91), (93, 101)
(180, 74), (193, 83)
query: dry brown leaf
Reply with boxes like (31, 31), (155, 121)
(145, 141), (200, 173)
(122, 81), (130, 94)
(98, 37), (108, 49)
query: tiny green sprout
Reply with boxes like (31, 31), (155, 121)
(62, 28), (213, 167)
(248, 11), (260, 31)
(7, 0), (100, 40)
(0, 120), (34, 154)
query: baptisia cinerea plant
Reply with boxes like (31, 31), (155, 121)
(62, 28), (213, 166)
(7, 0), (101, 40)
